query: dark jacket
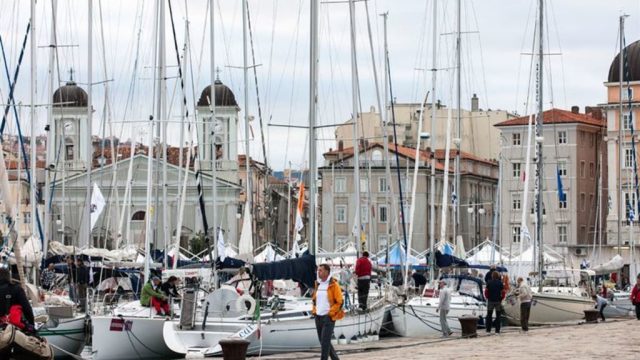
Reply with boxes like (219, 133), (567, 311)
(0, 280), (35, 325)
(161, 282), (179, 297)
(412, 273), (427, 287)
(484, 269), (496, 283)
(75, 265), (89, 285)
(485, 278), (504, 302)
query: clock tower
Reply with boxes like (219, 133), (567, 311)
(50, 80), (90, 174)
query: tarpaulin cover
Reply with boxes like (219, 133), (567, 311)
(252, 252), (317, 289)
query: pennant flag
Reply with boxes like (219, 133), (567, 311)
(90, 183), (106, 230)
(521, 170), (526, 183)
(556, 168), (566, 202)
(295, 181), (305, 232)
(217, 227), (226, 262)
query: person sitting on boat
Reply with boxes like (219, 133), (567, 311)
(161, 276), (180, 299)
(592, 294), (608, 322)
(354, 251), (372, 311)
(141, 276), (170, 316)
(411, 270), (427, 293)
(40, 263), (57, 291)
(312, 263), (344, 360)
(0, 268), (35, 333)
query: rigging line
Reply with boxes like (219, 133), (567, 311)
(246, 2), (268, 167)
(263, 0), (278, 119)
(547, 0), (567, 108)
(514, 0), (536, 115)
(386, 49), (408, 251)
(468, 0), (490, 110)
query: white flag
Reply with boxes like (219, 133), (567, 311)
(90, 183), (106, 230)
(217, 227), (226, 262)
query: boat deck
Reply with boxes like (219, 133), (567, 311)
(259, 318), (639, 359)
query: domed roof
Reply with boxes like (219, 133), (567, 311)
(197, 79), (238, 107)
(53, 81), (88, 107)
(608, 40), (640, 83)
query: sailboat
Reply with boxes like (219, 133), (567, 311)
(501, 0), (593, 325)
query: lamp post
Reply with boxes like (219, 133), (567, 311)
(467, 199), (486, 248)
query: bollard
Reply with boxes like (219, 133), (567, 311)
(458, 316), (479, 338)
(219, 338), (250, 360)
(583, 309), (599, 323)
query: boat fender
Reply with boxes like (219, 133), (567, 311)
(236, 295), (256, 314)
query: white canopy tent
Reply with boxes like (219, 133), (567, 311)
(465, 239), (512, 266)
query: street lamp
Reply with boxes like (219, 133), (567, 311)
(467, 203), (486, 247)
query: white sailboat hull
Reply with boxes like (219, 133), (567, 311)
(390, 295), (484, 337)
(40, 315), (87, 358)
(91, 315), (177, 360)
(503, 292), (593, 325)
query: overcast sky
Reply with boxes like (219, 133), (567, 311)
(1, 0), (639, 170)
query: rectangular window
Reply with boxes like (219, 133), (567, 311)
(361, 205), (369, 224)
(512, 162), (521, 178)
(624, 192), (637, 221)
(580, 161), (586, 178)
(625, 148), (634, 168)
(378, 236), (388, 253)
(512, 226), (521, 243)
(558, 161), (567, 177)
(559, 195), (568, 209)
(23, 212), (31, 224)
(580, 193), (586, 211)
(378, 205), (388, 223)
(558, 225), (567, 243)
(512, 193), (521, 210)
(335, 177), (346, 193)
(623, 112), (633, 130)
(65, 145), (74, 160)
(335, 205), (347, 223)
(378, 177), (387, 192)
(558, 131), (568, 144)
(512, 133), (521, 146)
(623, 87), (634, 101)
(589, 162), (595, 178)
(360, 178), (369, 193)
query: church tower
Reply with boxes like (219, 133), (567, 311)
(49, 80), (90, 174)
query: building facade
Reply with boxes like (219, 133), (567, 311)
(495, 108), (606, 261)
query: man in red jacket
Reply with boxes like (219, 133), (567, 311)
(631, 274), (640, 320)
(354, 251), (372, 311)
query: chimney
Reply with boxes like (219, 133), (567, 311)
(571, 105), (579, 114)
(471, 93), (479, 112)
(338, 140), (344, 152)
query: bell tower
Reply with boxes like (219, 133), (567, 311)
(50, 78), (89, 174)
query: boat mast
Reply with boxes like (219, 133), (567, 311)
(349, 0), (362, 253)
(535, 0), (544, 292)
(242, 0), (253, 249)
(30, 0), (37, 249)
(44, 0), (58, 258)
(429, 0), (438, 283)
(84, 0), (93, 249)
(453, 0), (461, 242)
(309, 0), (318, 255)
(210, 0), (219, 284)
(159, 0), (169, 269)
(617, 15), (625, 258)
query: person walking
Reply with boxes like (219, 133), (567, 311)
(515, 277), (532, 332)
(484, 271), (504, 334)
(631, 274), (640, 320)
(354, 251), (372, 311)
(436, 279), (452, 337)
(40, 263), (57, 291)
(592, 294), (608, 321)
(312, 264), (344, 360)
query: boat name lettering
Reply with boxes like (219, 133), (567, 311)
(109, 318), (133, 332)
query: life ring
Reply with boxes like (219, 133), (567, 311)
(236, 295), (256, 314)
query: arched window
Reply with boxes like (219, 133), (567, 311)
(131, 211), (146, 221)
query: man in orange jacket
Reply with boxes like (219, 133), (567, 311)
(312, 263), (344, 360)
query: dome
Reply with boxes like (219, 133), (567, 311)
(197, 79), (238, 107)
(53, 81), (88, 107)
(608, 40), (640, 83)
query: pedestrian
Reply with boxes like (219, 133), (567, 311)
(436, 279), (452, 337)
(40, 263), (57, 291)
(484, 264), (497, 283)
(592, 294), (608, 321)
(0, 268), (35, 333)
(141, 276), (170, 316)
(484, 271), (504, 334)
(515, 277), (532, 332)
(312, 263), (344, 360)
(629, 274), (640, 320)
(75, 258), (89, 312)
(354, 251), (372, 311)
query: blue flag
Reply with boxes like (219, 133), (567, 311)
(556, 168), (566, 202)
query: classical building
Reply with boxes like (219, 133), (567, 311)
(334, 97), (516, 162)
(48, 80), (243, 251)
(602, 39), (640, 275)
(495, 108), (606, 260)
(319, 142), (498, 253)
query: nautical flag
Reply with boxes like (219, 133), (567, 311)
(90, 183), (106, 230)
(627, 201), (635, 221)
(295, 181), (305, 232)
(556, 168), (566, 202)
(521, 170), (526, 183)
(217, 227), (226, 262)
(451, 191), (457, 205)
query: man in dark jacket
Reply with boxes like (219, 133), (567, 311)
(161, 276), (180, 298)
(75, 258), (89, 312)
(0, 268), (35, 331)
(484, 271), (504, 334)
(484, 264), (497, 283)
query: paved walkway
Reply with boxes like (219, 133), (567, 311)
(259, 319), (639, 359)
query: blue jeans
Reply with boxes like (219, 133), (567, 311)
(314, 315), (339, 360)
(68, 284), (77, 303)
